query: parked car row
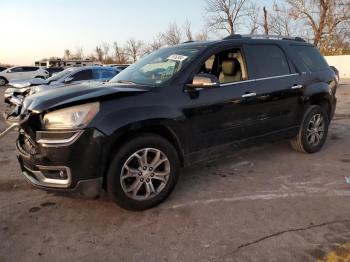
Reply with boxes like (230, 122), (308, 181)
(1, 35), (338, 211)
(4, 66), (121, 121)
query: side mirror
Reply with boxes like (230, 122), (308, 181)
(64, 77), (74, 83)
(187, 73), (219, 90)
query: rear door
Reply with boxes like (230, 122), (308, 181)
(243, 44), (303, 137)
(22, 66), (39, 78)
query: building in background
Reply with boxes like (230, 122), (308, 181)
(34, 58), (102, 68)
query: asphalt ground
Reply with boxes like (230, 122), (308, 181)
(1, 80), (350, 262)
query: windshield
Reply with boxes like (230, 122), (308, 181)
(47, 68), (75, 82)
(110, 46), (204, 86)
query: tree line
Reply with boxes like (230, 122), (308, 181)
(57, 0), (350, 64)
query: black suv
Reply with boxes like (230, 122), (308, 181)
(13, 35), (337, 210)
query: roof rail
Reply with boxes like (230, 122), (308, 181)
(182, 40), (196, 44)
(223, 34), (306, 42)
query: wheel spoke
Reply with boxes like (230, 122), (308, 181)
(134, 153), (144, 167)
(150, 150), (161, 166)
(153, 158), (168, 170)
(145, 182), (155, 198)
(121, 166), (139, 180)
(153, 171), (169, 183)
(126, 179), (143, 194)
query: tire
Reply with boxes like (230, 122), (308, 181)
(291, 105), (329, 153)
(0, 77), (7, 86)
(107, 134), (180, 211)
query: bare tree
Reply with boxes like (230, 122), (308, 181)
(247, 1), (260, 34)
(125, 38), (144, 62)
(184, 19), (194, 41)
(287, 0), (350, 47)
(113, 41), (129, 64)
(268, 3), (295, 36)
(204, 0), (250, 35)
(144, 34), (164, 54)
(263, 6), (269, 34)
(75, 46), (84, 59)
(64, 49), (71, 60)
(161, 23), (183, 45)
(102, 42), (110, 61)
(195, 30), (210, 41)
(95, 46), (104, 62)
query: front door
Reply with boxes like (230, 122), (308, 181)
(182, 47), (258, 153)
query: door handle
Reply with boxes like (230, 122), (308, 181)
(291, 84), (303, 89)
(242, 92), (257, 98)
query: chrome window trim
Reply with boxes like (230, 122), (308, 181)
(36, 130), (84, 147)
(219, 73), (299, 87)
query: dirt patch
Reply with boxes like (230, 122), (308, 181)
(0, 179), (28, 192)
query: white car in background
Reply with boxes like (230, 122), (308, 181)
(0, 66), (49, 86)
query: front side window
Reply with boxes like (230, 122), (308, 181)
(10, 67), (24, 73)
(47, 68), (75, 82)
(196, 48), (247, 84)
(245, 45), (290, 79)
(71, 69), (93, 81)
(110, 46), (205, 86)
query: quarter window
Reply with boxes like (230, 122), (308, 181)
(289, 45), (329, 72)
(245, 45), (290, 79)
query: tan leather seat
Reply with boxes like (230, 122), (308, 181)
(219, 58), (242, 83)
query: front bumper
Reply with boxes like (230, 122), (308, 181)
(16, 128), (106, 198)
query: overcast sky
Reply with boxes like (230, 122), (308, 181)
(0, 0), (274, 65)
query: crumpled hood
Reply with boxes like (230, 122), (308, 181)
(10, 78), (49, 88)
(21, 82), (151, 115)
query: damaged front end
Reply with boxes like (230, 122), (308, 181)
(3, 86), (31, 123)
(2, 107), (105, 198)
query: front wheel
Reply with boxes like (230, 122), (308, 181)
(291, 105), (329, 153)
(107, 134), (180, 210)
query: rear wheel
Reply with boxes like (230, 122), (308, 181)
(107, 134), (180, 210)
(0, 77), (7, 86)
(291, 105), (329, 153)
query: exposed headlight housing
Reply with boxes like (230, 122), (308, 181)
(43, 102), (100, 130)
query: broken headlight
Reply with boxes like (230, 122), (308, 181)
(43, 102), (100, 130)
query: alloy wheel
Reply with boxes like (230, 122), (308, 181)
(120, 148), (170, 201)
(306, 113), (325, 146)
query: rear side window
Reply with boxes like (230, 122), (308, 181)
(71, 69), (93, 81)
(244, 45), (290, 79)
(22, 66), (39, 72)
(290, 45), (329, 72)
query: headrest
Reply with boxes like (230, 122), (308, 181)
(222, 59), (240, 76)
